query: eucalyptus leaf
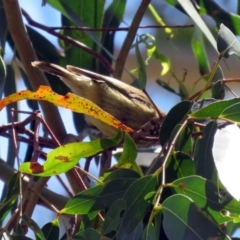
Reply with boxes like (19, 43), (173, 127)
(191, 27), (210, 76)
(117, 175), (158, 239)
(41, 220), (59, 240)
(177, 0), (217, 52)
(160, 100), (192, 146)
(212, 80), (225, 100)
(102, 199), (126, 235)
(194, 121), (217, 181)
(162, 194), (230, 240)
(190, 98), (240, 118)
(217, 24), (240, 58)
(201, 0), (240, 35)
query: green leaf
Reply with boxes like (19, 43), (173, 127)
(137, 33), (170, 77)
(212, 80), (225, 100)
(191, 27), (210, 76)
(117, 222), (143, 240)
(224, 197), (240, 216)
(118, 133), (142, 175)
(177, 0), (218, 52)
(194, 121), (217, 180)
(102, 199), (126, 235)
(166, 152), (195, 182)
(19, 131), (122, 176)
(153, 209), (162, 240)
(99, 0), (126, 75)
(201, 0), (240, 35)
(160, 100), (192, 146)
(22, 214), (46, 240)
(162, 194), (229, 240)
(191, 98), (217, 116)
(154, 52), (170, 76)
(41, 219), (59, 240)
(156, 79), (178, 96)
(170, 176), (231, 224)
(102, 169), (141, 182)
(47, 0), (106, 69)
(211, 63), (224, 84)
(119, 133), (137, 164)
(0, 173), (19, 221)
(190, 98), (240, 118)
(74, 228), (111, 240)
(171, 125), (192, 153)
(217, 24), (240, 58)
(117, 175), (158, 239)
(211, 64), (225, 100)
(141, 223), (155, 240)
(221, 103), (240, 122)
(61, 177), (136, 215)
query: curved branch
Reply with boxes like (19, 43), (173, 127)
(2, 0), (66, 142)
(113, 0), (151, 79)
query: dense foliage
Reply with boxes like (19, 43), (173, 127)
(1, 0), (240, 239)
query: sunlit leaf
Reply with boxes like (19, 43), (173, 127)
(170, 176), (231, 224)
(142, 33), (170, 76)
(119, 133), (137, 164)
(190, 98), (240, 119)
(0, 86), (133, 133)
(19, 131), (122, 176)
(154, 52), (170, 76)
(191, 27), (210, 76)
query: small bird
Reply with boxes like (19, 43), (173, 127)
(32, 61), (165, 146)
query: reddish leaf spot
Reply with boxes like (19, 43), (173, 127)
(55, 155), (70, 162)
(30, 162), (44, 174)
(178, 183), (186, 193)
(135, 213), (140, 219)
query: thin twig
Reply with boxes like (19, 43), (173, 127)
(21, 9), (113, 74)
(154, 119), (188, 207)
(51, 24), (194, 32)
(114, 0), (151, 79)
